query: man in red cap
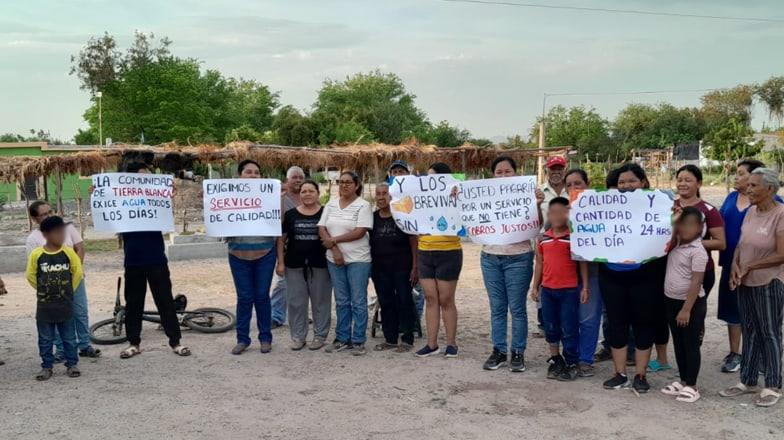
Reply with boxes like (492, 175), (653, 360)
(539, 156), (568, 225)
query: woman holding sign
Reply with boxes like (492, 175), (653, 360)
(228, 160), (278, 355)
(415, 162), (462, 359)
(276, 180), (332, 351)
(598, 163), (667, 394)
(721, 168), (784, 407)
(318, 171), (373, 356)
(481, 156), (543, 372)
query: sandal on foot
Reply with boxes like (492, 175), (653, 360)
(661, 381), (685, 396)
(755, 388), (782, 407)
(374, 342), (397, 351)
(676, 386), (700, 403)
(172, 345), (191, 356)
(120, 345), (141, 359)
(720, 382), (758, 398)
(66, 366), (81, 378)
(35, 368), (53, 381)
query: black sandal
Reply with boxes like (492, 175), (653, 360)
(79, 347), (102, 358)
(66, 366), (81, 378)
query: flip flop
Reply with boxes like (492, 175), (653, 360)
(66, 366), (81, 378)
(755, 388), (782, 407)
(647, 359), (673, 372)
(661, 381), (685, 396)
(36, 368), (53, 381)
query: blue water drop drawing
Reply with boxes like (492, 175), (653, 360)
(437, 216), (448, 232)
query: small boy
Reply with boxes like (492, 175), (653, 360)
(531, 197), (589, 381)
(26, 215), (83, 380)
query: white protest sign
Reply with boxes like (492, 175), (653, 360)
(203, 179), (282, 237)
(570, 189), (673, 263)
(389, 175), (462, 235)
(458, 176), (540, 245)
(90, 173), (175, 233)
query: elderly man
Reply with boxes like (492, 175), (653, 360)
(271, 166), (306, 327)
(539, 156), (568, 226)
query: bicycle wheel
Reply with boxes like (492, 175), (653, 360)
(182, 308), (236, 333)
(90, 317), (128, 345)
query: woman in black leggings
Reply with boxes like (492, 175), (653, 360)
(600, 163), (666, 394)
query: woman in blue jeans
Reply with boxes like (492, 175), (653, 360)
(319, 171), (374, 356)
(481, 156), (544, 372)
(564, 168), (603, 377)
(228, 159), (278, 355)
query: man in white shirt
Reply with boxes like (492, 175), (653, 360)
(26, 200), (101, 360)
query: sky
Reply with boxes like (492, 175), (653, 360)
(1, 0), (783, 143)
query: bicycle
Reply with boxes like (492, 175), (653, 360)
(90, 277), (236, 345)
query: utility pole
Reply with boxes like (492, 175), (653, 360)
(96, 91), (103, 146)
(538, 93), (547, 184)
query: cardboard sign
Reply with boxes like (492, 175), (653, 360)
(90, 173), (175, 233)
(458, 176), (540, 245)
(389, 175), (462, 235)
(570, 189), (673, 263)
(203, 179), (282, 237)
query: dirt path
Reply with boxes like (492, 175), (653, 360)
(1, 243), (782, 440)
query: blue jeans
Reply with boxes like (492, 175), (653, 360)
(55, 280), (90, 354)
(270, 274), (287, 324)
(541, 287), (580, 365)
(38, 319), (78, 369)
(414, 284), (424, 319)
(481, 251), (533, 353)
(229, 252), (277, 346)
(327, 261), (371, 345)
(578, 272), (603, 365)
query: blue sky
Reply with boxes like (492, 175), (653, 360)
(1, 0), (783, 142)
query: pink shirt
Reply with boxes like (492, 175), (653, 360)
(737, 204), (784, 287)
(664, 238), (708, 300)
(26, 223), (83, 258)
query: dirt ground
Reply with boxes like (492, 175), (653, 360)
(1, 236), (783, 440)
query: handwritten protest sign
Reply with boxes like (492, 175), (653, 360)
(389, 175), (462, 235)
(458, 176), (540, 245)
(203, 179), (282, 237)
(90, 173), (175, 233)
(570, 189), (673, 263)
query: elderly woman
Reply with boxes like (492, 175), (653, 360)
(721, 168), (784, 407)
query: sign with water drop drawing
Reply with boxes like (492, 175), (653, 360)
(389, 175), (463, 236)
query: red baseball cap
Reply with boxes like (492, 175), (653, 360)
(545, 156), (567, 168)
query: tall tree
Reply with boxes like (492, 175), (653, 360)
(612, 103), (706, 150)
(756, 76), (784, 128)
(704, 118), (761, 161)
(700, 84), (756, 128)
(272, 106), (316, 146)
(310, 70), (429, 145)
(531, 105), (613, 159)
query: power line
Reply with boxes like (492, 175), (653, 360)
(436, 0), (784, 23)
(545, 88), (719, 97)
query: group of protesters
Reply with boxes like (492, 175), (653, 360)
(17, 154), (784, 407)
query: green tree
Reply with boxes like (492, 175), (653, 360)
(72, 33), (278, 145)
(333, 121), (374, 145)
(756, 76), (784, 128)
(704, 118), (762, 161)
(272, 105), (316, 146)
(310, 70), (429, 145)
(612, 103), (706, 150)
(424, 120), (470, 148)
(531, 105), (612, 159)
(700, 85), (756, 129)
(0, 129), (64, 144)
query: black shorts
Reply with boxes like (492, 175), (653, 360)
(418, 249), (463, 281)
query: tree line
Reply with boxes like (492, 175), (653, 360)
(3, 32), (783, 162)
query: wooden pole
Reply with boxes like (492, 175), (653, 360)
(21, 181), (32, 232)
(55, 170), (64, 215)
(71, 181), (85, 240)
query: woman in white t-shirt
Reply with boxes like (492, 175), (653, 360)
(26, 200), (101, 359)
(318, 171), (373, 355)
